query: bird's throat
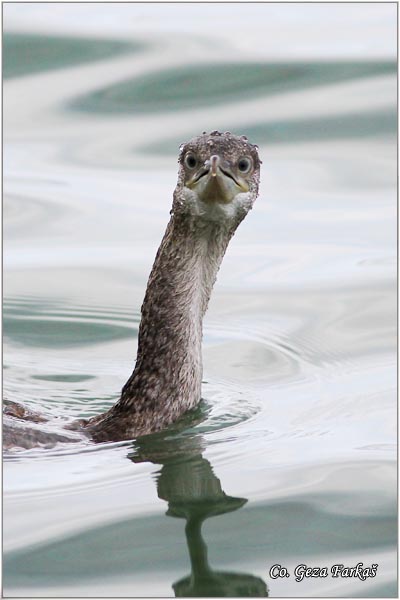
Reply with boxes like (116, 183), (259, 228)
(119, 214), (233, 419)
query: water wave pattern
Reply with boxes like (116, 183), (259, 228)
(3, 5), (397, 597)
(3, 295), (269, 455)
(4, 296), (139, 348)
(3, 32), (141, 79)
(69, 61), (396, 114)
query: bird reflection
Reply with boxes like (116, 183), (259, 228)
(129, 419), (268, 597)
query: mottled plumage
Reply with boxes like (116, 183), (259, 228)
(4, 132), (261, 449)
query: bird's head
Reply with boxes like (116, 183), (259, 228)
(173, 131), (261, 225)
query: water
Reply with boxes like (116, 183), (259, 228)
(3, 4), (397, 597)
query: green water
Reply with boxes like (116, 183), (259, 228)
(70, 61), (396, 114)
(3, 3), (397, 597)
(3, 32), (140, 79)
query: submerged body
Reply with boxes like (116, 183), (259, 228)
(4, 132), (261, 449)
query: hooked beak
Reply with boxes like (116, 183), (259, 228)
(187, 155), (249, 204)
(210, 155), (219, 177)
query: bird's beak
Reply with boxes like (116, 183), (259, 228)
(187, 155), (249, 204)
(210, 155), (219, 177)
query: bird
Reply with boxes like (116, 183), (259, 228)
(4, 131), (261, 449)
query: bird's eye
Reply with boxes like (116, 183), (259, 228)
(237, 156), (252, 174)
(184, 153), (198, 169)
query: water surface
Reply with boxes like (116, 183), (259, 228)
(3, 3), (397, 597)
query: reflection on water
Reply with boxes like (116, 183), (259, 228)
(4, 429), (396, 596)
(3, 32), (139, 79)
(3, 2), (397, 598)
(70, 61), (396, 114)
(132, 434), (268, 597)
(4, 297), (137, 348)
(145, 108), (397, 155)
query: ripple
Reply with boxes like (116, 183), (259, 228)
(31, 374), (95, 383)
(3, 296), (137, 435)
(69, 60), (395, 115)
(3, 7), (397, 596)
(3, 294), (303, 456)
(195, 388), (261, 436)
(237, 109), (397, 144)
(204, 322), (309, 388)
(142, 108), (397, 155)
(4, 317), (134, 348)
(3, 193), (68, 237)
(3, 32), (141, 79)
(3, 296), (139, 348)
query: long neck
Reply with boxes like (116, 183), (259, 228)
(118, 212), (235, 422)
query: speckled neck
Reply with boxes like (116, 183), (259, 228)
(3, 131), (261, 449)
(122, 212), (235, 407)
(88, 212), (236, 441)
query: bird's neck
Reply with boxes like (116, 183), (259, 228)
(118, 212), (235, 421)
